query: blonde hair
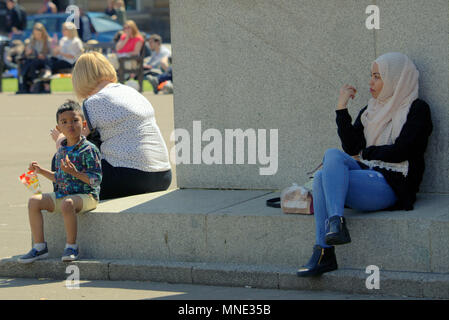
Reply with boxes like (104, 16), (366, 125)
(72, 51), (117, 100)
(123, 20), (141, 39)
(62, 22), (79, 39)
(30, 22), (50, 55)
(114, 0), (125, 9)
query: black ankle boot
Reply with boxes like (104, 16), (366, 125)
(325, 215), (351, 245)
(297, 245), (338, 277)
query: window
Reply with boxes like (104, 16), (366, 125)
(125, 0), (141, 11)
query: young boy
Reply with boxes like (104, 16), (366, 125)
(18, 100), (102, 263)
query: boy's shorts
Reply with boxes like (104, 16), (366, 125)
(48, 193), (98, 214)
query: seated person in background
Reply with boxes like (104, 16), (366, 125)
(115, 20), (144, 56)
(41, 22), (83, 76)
(3, 39), (25, 71)
(113, 0), (127, 26)
(143, 34), (171, 75)
(146, 66), (173, 94)
(108, 20), (143, 70)
(105, 0), (117, 19)
(5, 0), (27, 40)
(17, 23), (52, 93)
(78, 8), (93, 43)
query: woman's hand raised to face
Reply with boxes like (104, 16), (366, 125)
(337, 84), (357, 110)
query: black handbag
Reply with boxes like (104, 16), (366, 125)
(266, 197), (281, 208)
(82, 100), (102, 149)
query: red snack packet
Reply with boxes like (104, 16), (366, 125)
(19, 171), (42, 194)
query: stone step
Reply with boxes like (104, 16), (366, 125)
(29, 189), (449, 274)
(0, 258), (447, 299)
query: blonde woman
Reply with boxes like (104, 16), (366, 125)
(18, 22), (52, 93)
(23, 22), (51, 60)
(115, 20), (143, 56)
(108, 20), (143, 70)
(47, 22), (84, 73)
(69, 51), (172, 199)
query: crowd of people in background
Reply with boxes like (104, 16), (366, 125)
(16, 21), (83, 93)
(1, 0), (173, 94)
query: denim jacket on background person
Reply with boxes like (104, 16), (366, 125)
(54, 136), (102, 201)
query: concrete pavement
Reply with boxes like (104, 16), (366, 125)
(0, 277), (412, 300)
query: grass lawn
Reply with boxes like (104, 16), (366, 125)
(1, 78), (154, 93)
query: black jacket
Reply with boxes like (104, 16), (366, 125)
(5, 5), (27, 32)
(336, 99), (433, 210)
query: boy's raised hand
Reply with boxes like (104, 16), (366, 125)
(61, 155), (78, 176)
(50, 127), (63, 142)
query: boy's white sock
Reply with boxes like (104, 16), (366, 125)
(33, 243), (46, 251)
(65, 243), (78, 250)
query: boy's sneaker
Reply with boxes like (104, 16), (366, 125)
(61, 247), (79, 262)
(18, 245), (49, 264)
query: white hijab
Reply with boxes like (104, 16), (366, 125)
(361, 52), (419, 147)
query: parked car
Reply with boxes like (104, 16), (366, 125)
(21, 12), (122, 43)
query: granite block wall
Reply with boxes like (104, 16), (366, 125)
(170, 0), (448, 193)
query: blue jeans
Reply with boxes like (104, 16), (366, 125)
(313, 148), (397, 248)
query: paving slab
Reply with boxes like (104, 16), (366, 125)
(0, 257), (110, 280)
(108, 260), (193, 283)
(0, 277), (413, 300)
(96, 189), (271, 215)
(0, 258), (445, 299)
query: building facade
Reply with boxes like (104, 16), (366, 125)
(15, 0), (168, 13)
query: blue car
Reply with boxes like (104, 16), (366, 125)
(20, 12), (123, 43)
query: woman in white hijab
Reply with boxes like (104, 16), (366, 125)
(297, 52), (433, 277)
